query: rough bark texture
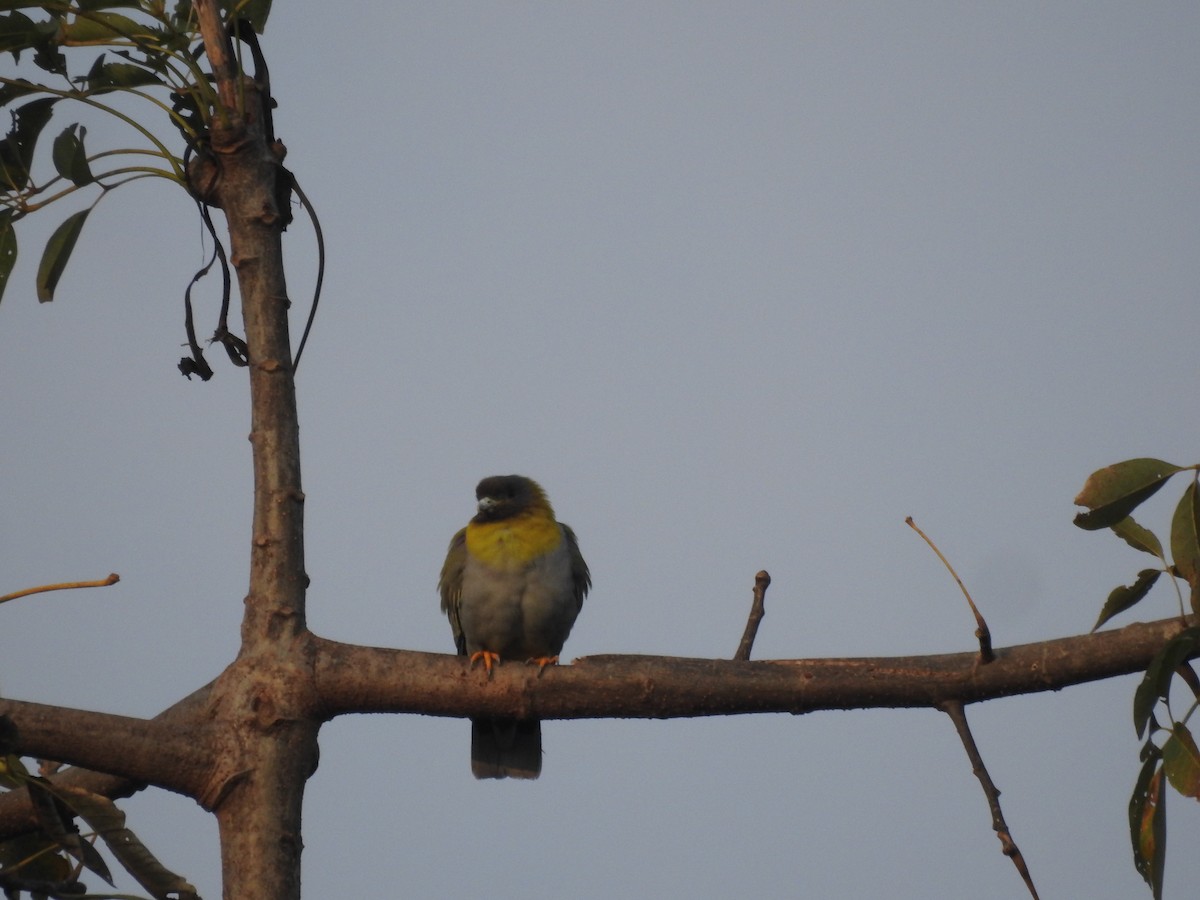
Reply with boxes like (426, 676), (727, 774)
(190, 4), (317, 899)
(308, 617), (1190, 720)
(0, 699), (211, 795)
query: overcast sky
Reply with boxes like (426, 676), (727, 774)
(3, 3), (1200, 898)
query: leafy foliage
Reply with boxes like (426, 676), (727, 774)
(1074, 457), (1200, 897)
(0, 1), (312, 383)
(1073, 459), (1186, 531)
(0, 0), (277, 352)
(2, 589), (197, 898)
(0, 2), (213, 304)
(0, 2), (291, 890)
(0, 752), (200, 899)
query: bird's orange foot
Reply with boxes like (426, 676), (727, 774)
(469, 650), (502, 676)
(527, 655), (559, 677)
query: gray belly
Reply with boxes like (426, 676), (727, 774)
(458, 542), (580, 660)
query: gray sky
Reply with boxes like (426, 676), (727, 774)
(3, 3), (1199, 898)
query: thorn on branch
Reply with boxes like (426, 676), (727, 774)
(734, 570), (771, 661)
(906, 516), (994, 663)
(0, 574), (119, 606)
(940, 700), (1040, 900)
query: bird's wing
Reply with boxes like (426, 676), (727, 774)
(438, 527), (468, 655)
(561, 523), (591, 611)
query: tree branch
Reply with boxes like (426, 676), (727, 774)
(192, 0), (240, 116)
(0, 681), (212, 840)
(190, 6), (314, 898)
(0, 573), (119, 605)
(907, 517), (994, 662)
(941, 699), (1039, 899)
(0, 614), (1187, 895)
(0, 615), (1183, 828)
(0, 699), (214, 798)
(733, 570), (770, 660)
(310, 617), (1189, 721)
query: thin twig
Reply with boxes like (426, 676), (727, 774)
(289, 177), (325, 372)
(734, 570), (771, 661)
(906, 516), (994, 662)
(192, 0), (241, 117)
(940, 699), (1040, 899)
(0, 574), (119, 605)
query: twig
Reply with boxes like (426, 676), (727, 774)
(0, 574), (119, 606)
(940, 699), (1040, 900)
(734, 570), (771, 661)
(906, 517), (994, 662)
(192, 0), (241, 116)
(289, 177), (325, 372)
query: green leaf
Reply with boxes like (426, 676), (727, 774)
(87, 59), (164, 92)
(0, 9), (62, 66)
(43, 782), (197, 898)
(75, 0), (144, 10)
(1073, 458), (1185, 531)
(0, 9), (36, 53)
(51, 123), (93, 185)
(1170, 481), (1200, 590)
(24, 776), (114, 887)
(62, 11), (147, 43)
(0, 95), (57, 191)
(0, 2), (69, 10)
(1134, 628), (1200, 739)
(1163, 724), (1200, 799)
(1112, 516), (1165, 558)
(0, 77), (41, 107)
(0, 212), (16, 306)
(223, 0), (273, 33)
(0, 833), (73, 884)
(35, 208), (89, 302)
(1093, 569), (1161, 633)
(1129, 757), (1166, 899)
(0, 753), (31, 789)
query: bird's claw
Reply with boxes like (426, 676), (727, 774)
(469, 650), (502, 677)
(527, 655), (559, 677)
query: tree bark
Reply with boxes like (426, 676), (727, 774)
(308, 617), (1189, 720)
(0, 699), (211, 795)
(190, 4), (316, 899)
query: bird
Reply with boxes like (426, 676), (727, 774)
(438, 475), (591, 779)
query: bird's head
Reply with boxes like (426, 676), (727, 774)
(472, 474), (554, 523)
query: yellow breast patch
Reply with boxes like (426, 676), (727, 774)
(466, 512), (563, 571)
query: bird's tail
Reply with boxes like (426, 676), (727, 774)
(471, 718), (541, 779)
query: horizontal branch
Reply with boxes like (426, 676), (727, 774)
(0, 616), (1185, 843)
(0, 699), (214, 795)
(0, 683), (216, 838)
(312, 617), (1188, 721)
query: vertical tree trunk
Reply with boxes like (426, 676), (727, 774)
(191, 4), (316, 898)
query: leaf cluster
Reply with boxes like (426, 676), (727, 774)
(0, 1), (272, 305)
(1074, 457), (1200, 898)
(0, 753), (199, 899)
